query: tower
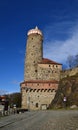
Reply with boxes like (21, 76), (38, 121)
(20, 26), (62, 110)
(24, 26), (43, 81)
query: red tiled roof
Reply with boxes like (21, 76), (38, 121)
(39, 58), (62, 65)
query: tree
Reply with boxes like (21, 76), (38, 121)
(67, 55), (74, 69)
(9, 93), (21, 108)
(74, 54), (78, 67)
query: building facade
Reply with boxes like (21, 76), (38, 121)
(20, 27), (62, 110)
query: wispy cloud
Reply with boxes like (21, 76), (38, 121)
(11, 80), (20, 85)
(0, 89), (8, 95)
(43, 23), (78, 64)
(43, 20), (76, 41)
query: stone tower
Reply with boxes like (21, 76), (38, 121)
(24, 26), (43, 81)
(20, 26), (62, 110)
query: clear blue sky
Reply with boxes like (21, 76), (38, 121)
(0, 0), (78, 94)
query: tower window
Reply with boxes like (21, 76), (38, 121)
(35, 70), (37, 72)
(49, 65), (51, 67)
(49, 83), (50, 86)
(36, 103), (38, 107)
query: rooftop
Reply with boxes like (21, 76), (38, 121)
(27, 26), (43, 36)
(39, 58), (62, 65)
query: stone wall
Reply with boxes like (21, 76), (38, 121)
(61, 67), (78, 79)
(21, 88), (56, 110)
(21, 88), (27, 108)
(24, 33), (43, 81)
(37, 63), (62, 81)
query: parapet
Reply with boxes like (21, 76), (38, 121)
(27, 26), (43, 36)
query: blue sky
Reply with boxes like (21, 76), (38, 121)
(0, 0), (78, 94)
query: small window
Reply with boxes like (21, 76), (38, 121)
(49, 65), (50, 67)
(36, 103), (38, 107)
(35, 70), (37, 72)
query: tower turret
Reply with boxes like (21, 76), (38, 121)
(24, 26), (43, 81)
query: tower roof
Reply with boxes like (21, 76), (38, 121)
(27, 26), (43, 36)
(39, 58), (62, 65)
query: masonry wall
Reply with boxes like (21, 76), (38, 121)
(61, 67), (78, 79)
(21, 88), (56, 110)
(24, 33), (43, 81)
(21, 88), (27, 108)
(37, 64), (62, 81)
